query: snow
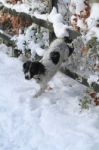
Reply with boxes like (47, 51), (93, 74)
(35, 47), (45, 57)
(0, 47), (99, 150)
(0, 0), (46, 15)
(0, 1), (99, 149)
(34, 12), (48, 21)
(11, 3), (30, 14)
(48, 7), (69, 38)
(53, 23), (69, 38)
(48, 7), (64, 23)
(12, 30), (45, 58)
(13, 34), (26, 52)
(86, 3), (99, 41)
(89, 3), (99, 21)
(69, 0), (85, 15)
(75, 0), (85, 15)
(77, 19), (87, 31)
(0, 1), (69, 38)
(87, 27), (99, 41)
(0, 0), (30, 14)
(87, 3), (99, 30)
(88, 74), (99, 85)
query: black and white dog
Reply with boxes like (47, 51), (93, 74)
(23, 38), (74, 97)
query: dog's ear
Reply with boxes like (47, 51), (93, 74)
(23, 61), (31, 69)
(23, 62), (27, 69)
(30, 62), (46, 75)
(23, 61), (32, 74)
(50, 51), (60, 65)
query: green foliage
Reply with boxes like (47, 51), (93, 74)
(87, 37), (97, 49)
(80, 96), (91, 110)
(87, 37), (99, 55)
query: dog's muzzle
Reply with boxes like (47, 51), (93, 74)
(25, 75), (30, 80)
(25, 72), (31, 80)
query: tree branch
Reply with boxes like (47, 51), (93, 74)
(0, 2), (81, 40)
(60, 67), (99, 92)
(0, 30), (15, 47)
(0, 3), (53, 31)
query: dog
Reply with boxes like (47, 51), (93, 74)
(23, 37), (74, 97)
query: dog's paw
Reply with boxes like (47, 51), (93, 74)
(33, 93), (39, 98)
(46, 85), (53, 91)
(33, 90), (42, 98)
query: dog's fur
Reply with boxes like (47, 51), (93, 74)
(23, 38), (74, 97)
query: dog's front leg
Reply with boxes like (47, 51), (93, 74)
(33, 83), (47, 98)
(33, 88), (43, 98)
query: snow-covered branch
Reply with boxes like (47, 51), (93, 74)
(0, 3), (53, 31)
(0, 2), (81, 40)
(60, 67), (99, 93)
(0, 30), (15, 46)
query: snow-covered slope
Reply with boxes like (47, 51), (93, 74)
(0, 49), (99, 150)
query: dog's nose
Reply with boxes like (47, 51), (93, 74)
(25, 75), (30, 80)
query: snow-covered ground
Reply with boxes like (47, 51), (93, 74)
(0, 48), (99, 150)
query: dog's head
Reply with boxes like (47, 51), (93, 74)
(23, 61), (46, 81)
